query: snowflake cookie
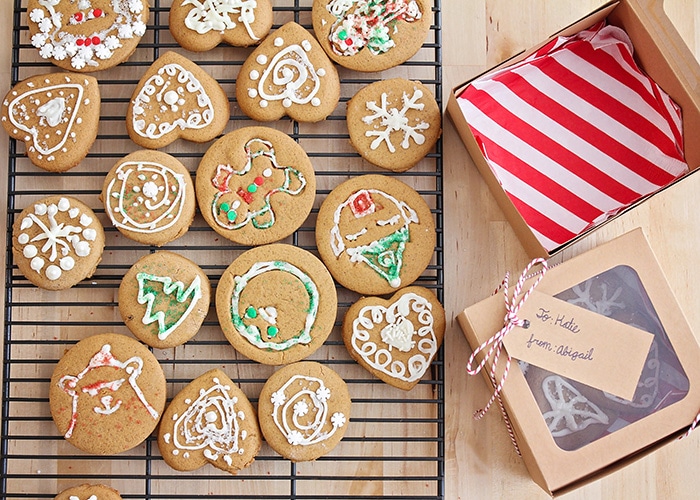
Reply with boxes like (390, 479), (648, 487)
(169, 0), (274, 51)
(347, 78), (441, 172)
(27, 0), (149, 72)
(258, 361), (351, 462)
(342, 286), (445, 390)
(235, 22), (340, 123)
(312, 0), (431, 72)
(1, 72), (101, 172)
(12, 196), (105, 290)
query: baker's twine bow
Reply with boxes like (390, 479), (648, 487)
(683, 413), (700, 439)
(466, 258), (548, 420)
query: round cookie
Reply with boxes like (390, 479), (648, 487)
(118, 251), (211, 349)
(1, 72), (100, 172)
(216, 244), (338, 365)
(311, 0), (431, 72)
(49, 333), (167, 455)
(55, 484), (122, 500)
(342, 286), (445, 390)
(258, 361), (351, 462)
(101, 150), (196, 246)
(235, 22), (340, 123)
(346, 79), (441, 172)
(27, 0), (149, 72)
(158, 369), (261, 474)
(315, 174), (436, 295)
(169, 0), (274, 51)
(196, 127), (316, 245)
(127, 51), (230, 149)
(12, 196), (105, 291)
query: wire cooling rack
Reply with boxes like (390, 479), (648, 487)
(2, 1), (444, 498)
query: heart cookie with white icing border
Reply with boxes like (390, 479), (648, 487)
(342, 286), (445, 390)
(235, 22), (340, 123)
(169, 0), (274, 51)
(127, 51), (230, 149)
(1, 72), (100, 172)
(157, 369), (261, 474)
(27, 0), (149, 72)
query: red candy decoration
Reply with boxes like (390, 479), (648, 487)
(84, 38), (92, 47)
(74, 12), (83, 22)
(351, 190), (375, 217)
(76, 38), (85, 46)
(93, 8), (103, 17)
(345, 38), (353, 46)
(254, 176), (264, 186)
(91, 36), (101, 45)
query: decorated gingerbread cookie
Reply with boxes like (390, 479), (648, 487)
(216, 244), (338, 365)
(49, 333), (166, 455)
(342, 286), (445, 390)
(127, 51), (230, 149)
(118, 250), (211, 349)
(158, 369), (261, 474)
(1, 73), (100, 172)
(27, 0), (149, 72)
(101, 150), (196, 246)
(258, 361), (351, 462)
(311, 0), (431, 72)
(169, 0), (273, 51)
(235, 22), (340, 123)
(316, 174), (436, 295)
(12, 196), (104, 290)
(195, 127), (316, 245)
(55, 484), (122, 500)
(346, 79), (441, 172)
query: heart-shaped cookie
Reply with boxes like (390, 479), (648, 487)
(27, 0), (149, 72)
(169, 0), (273, 51)
(158, 369), (261, 474)
(1, 72), (100, 172)
(127, 51), (230, 149)
(235, 22), (340, 123)
(342, 286), (445, 390)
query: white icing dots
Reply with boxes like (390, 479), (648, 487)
(59, 256), (75, 271)
(248, 88), (258, 98)
(256, 54), (268, 65)
(282, 98), (292, 108)
(74, 241), (91, 257)
(317, 68), (326, 77)
(30, 257), (44, 273)
(274, 37), (284, 47)
(249, 70), (260, 80)
(80, 214), (93, 226)
(311, 97), (321, 107)
(301, 40), (312, 51)
(17, 234), (29, 245)
(23, 245), (38, 258)
(163, 90), (179, 106)
(46, 265), (61, 281)
(57, 198), (70, 211)
(83, 228), (97, 241)
(262, 168), (272, 178)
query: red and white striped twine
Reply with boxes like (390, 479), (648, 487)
(465, 258), (548, 452)
(682, 413), (700, 439)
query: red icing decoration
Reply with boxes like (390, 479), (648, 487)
(84, 38), (92, 47)
(74, 12), (83, 22)
(76, 38), (85, 46)
(91, 36), (101, 45)
(93, 8), (103, 17)
(345, 38), (353, 46)
(351, 190), (375, 217)
(237, 187), (254, 204)
(254, 176), (264, 186)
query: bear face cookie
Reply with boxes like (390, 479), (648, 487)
(127, 51), (230, 149)
(342, 286), (445, 390)
(258, 361), (351, 462)
(169, 0), (273, 51)
(216, 244), (338, 365)
(1, 73), (100, 172)
(312, 0), (431, 72)
(158, 369), (261, 474)
(315, 174), (436, 295)
(49, 333), (167, 455)
(196, 126), (316, 245)
(119, 250), (211, 349)
(101, 150), (196, 246)
(235, 22), (340, 123)
(55, 484), (122, 500)
(27, 0), (149, 72)
(12, 196), (105, 290)
(346, 78), (441, 172)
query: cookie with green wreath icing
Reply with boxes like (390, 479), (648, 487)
(216, 244), (338, 365)
(55, 484), (122, 500)
(119, 250), (211, 349)
(315, 174), (436, 295)
(195, 126), (316, 246)
(311, 0), (431, 72)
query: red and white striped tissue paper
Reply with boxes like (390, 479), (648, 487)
(457, 21), (687, 252)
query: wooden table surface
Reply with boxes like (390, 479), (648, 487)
(1, 1), (699, 499)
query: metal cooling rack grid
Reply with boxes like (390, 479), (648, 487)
(2, 0), (444, 498)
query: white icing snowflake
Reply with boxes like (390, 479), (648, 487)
(133, 20), (147, 36)
(72, 57), (87, 70)
(271, 390), (286, 407)
(104, 36), (121, 50)
(331, 412), (346, 428)
(95, 45), (113, 60)
(38, 17), (53, 33)
(78, 0), (91, 10)
(293, 400), (309, 417)
(29, 8), (45, 23)
(53, 46), (67, 60)
(129, 0), (145, 14)
(315, 386), (331, 402)
(119, 23), (134, 39)
(541, 375), (609, 437)
(39, 45), (53, 58)
(31, 33), (48, 48)
(363, 88), (429, 153)
(287, 430), (304, 446)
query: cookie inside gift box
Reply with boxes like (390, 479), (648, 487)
(520, 264), (689, 452)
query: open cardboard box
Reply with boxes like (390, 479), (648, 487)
(457, 229), (700, 495)
(446, 0), (700, 257)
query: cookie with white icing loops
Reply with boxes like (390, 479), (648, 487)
(342, 286), (445, 390)
(54, 484), (122, 500)
(27, 0), (149, 72)
(127, 51), (230, 149)
(12, 196), (105, 290)
(158, 369), (261, 474)
(346, 78), (442, 172)
(235, 22), (340, 122)
(169, 0), (273, 51)
(1, 72), (100, 172)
